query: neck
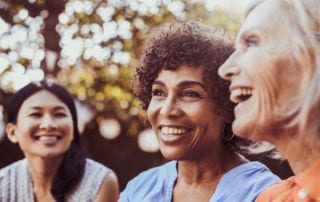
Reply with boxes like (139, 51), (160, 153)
(272, 133), (320, 174)
(177, 146), (245, 184)
(173, 146), (246, 202)
(26, 156), (64, 193)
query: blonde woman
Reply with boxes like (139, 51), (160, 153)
(219, 0), (320, 201)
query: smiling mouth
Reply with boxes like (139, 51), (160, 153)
(160, 126), (190, 136)
(34, 135), (62, 141)
(230, 88), (253, 103)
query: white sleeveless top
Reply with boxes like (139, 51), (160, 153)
(0, 158), (113, 202)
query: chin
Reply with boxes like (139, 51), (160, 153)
(161, 150), (177, 160)
(161, 149), (186, 161)
(41, 149), (68, 159)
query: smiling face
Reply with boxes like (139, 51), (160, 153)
(6, 90), (74, 159)
(218, 0), (305, 142)
(147, 65), (225, 161)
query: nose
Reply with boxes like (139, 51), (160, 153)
(39, 114), (57, 130)
(218, 53), (240, 81)
(160, 95), (182, 118)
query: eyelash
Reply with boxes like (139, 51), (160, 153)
(55, 112), (67, 117)
(245, 36), (258, 47)
(152, 89), (165, 97)
(181, 90), (201, 98)
(151, 89), (202, 99)
(29, 112), (67, 118)
(29, 112), (41, 117)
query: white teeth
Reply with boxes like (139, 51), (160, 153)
(230, 89), (242, 103)
(161, 127), (188, 135)
(37, 136), (59, 144)
(230, 88), (252, 103)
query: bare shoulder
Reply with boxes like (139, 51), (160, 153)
(94, 171), (120, 202)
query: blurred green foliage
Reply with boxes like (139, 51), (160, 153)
(0, 0), (241, 139)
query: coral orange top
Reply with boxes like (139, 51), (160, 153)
(256, 160), (320, 202)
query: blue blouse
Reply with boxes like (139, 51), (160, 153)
(119, 161), (280, 202)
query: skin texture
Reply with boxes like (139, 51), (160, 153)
(218, 0), (320, 174)
(148, 65), (225, 161)
(147, 65), (244, 201)
(6, 90), (119, 201)
(134, 20), (253, 155)
(7, 90), (74, 159)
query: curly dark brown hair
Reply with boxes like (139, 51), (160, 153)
(134, 19), (253, 153)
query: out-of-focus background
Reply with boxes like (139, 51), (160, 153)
(0, 0), (293, 190)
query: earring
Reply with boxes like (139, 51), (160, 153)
(223, 123), (235, 142)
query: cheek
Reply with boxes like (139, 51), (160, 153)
(16, 121), (38, 138)
(67, 126), (74, 139)
(146, 103), (158, 125)
(60, 119), (74, 137)
(190, 105), (220, 130)
(247, 53), (281, 99)
(259, 57), (299, 106)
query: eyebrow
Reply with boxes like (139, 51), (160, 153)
(237, 29), (252, 41)
(239, 26), (268, 38)
(29, 106), (68, 111)
(153, 80), (207, 91)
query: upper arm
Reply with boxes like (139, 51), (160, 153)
(94, 171), (120, 202)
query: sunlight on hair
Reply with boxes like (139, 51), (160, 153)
(138, 128), (159, 153)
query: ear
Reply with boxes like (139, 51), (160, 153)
(6, 123), (19, 144)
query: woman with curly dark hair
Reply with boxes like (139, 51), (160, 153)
(119, 19), (279, 202)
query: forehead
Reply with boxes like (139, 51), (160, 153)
(238, 0), (285, 39)
(20, 90), (67, 110)
(157, 65), (204, 81)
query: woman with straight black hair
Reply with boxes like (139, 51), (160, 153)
(0, 80), (119, 202)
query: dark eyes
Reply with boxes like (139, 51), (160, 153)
(151, 88), (202, 98)
(152, 89), (165, 97)
(29, 112), (42, 117)
(181, 90), (201, 98)
(29, 112), (67, 118)
(54, 112), (68, 117)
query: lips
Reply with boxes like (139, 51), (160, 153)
(230, 87), (253, 103)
